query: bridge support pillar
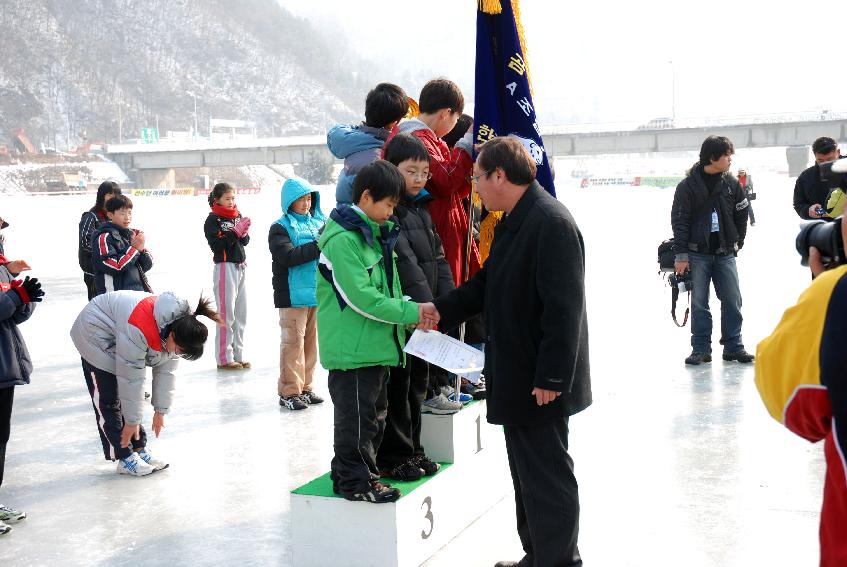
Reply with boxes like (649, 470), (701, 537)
(786, 146), (810, 178)
(135, 168), (176, 189)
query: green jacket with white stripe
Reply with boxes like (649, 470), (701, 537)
(316, 205), (419, 370)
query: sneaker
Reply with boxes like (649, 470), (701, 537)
(280, 395), (308, 410)
(236, 361), (252, 369)
(138, 448), (169, 471)
(412, 455), (440, 476)
(443, 385), (473, 403)
(382, 461), (424, 481)
(448, 391), (473, 404)
(343, 481), (401, 504)
(0, 520), (9, 535)
(217, 362), (244, 370)
(300, 390), (324, 405)
(421, 393), (462, 415)
(461, 379), (486, 400)
(685, 352), (712, 365)
(723, 350), (755, 363)
(116, 452), (156, 477)
(0, 504), (26, 523)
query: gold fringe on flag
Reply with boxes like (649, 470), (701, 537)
(511, 0), (533, 95)
(405, 97), (420, 119)
(478, 210), (504, 265)
(478, 0), (502, 14)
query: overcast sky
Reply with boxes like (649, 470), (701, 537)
(280, 0), (834, 128)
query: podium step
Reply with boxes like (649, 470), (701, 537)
(291, 409), (509, 567)
(420, 400), (495, 463)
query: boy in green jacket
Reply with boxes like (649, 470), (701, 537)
(317, 160), (438, 503)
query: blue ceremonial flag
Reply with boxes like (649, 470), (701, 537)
(474, 0), (555, 196)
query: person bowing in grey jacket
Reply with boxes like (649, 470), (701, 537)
(70, 291), (220, 477)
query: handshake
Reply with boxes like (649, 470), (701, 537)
(416, 302), (440, 331)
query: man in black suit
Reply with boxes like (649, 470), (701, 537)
(433, 136), (591, 567)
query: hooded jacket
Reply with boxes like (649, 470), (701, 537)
(670, 165), (749, 261)
(393, 119), (480, 286)
(316, 206), (419, 370)
(0, 263), (35, 388)
(269, 178), (326, 308)
(70, 291), (191, 425)
(393, 190), (455, 302)
(91, 221), (153, 295)
(327, 123), (392, 205)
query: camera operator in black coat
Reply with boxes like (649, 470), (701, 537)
(793, 136), (842, 220)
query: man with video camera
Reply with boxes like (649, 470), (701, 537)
(756, 215), (847, 566)
(671, 136), (754, 366)
(793, 136), (842, 220)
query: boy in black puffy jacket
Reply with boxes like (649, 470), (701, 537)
(376, 133), (457, 482)
(0, 217), (43, 535)
(91, 194), (153, 295)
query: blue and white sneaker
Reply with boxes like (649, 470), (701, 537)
(443, 386), (472, 404)
(0, 504), (25, 523)
(116, 452), (155, 477)
(138, 448), (169, 471)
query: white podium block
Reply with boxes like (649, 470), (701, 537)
(291, 411), (509, 567)
(420, 400), (493, 463)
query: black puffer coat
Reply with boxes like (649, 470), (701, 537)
(0, 263), (34, 388)
(393, 192), (455, 302)
(671, 165), (749, 260)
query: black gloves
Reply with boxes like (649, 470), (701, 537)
(11, 276), (44, 304)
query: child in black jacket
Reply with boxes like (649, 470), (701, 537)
(377, 133), (458, 481)
(204, 182), (251, 370)
(91, 194), (153, 295)
(0, 217), (43, 535)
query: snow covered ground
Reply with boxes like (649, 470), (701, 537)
(0, 148), (828, 566)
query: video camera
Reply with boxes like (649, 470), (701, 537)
(796, 216), (845, 266)
(818, 158), (847, 189)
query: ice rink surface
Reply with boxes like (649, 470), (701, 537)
(0, 149), (828, 565)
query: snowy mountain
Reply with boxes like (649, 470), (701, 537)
(0, 0), (375, 149)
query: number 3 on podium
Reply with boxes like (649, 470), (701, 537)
(421, 496), (434, 539)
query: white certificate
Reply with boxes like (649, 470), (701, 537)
(403, 330), (484, 384)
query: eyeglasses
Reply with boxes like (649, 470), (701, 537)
(404, 171), (432, 181)
(469, 171), (490, 183)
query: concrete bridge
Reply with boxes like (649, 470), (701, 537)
(107, 118), (847, 186)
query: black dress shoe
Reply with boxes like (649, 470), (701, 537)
(685, 352), (712, 365)
(723, 349), (755, 363)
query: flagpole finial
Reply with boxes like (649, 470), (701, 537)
(478, 0), (502, 14)
(405, 97), (420, 119)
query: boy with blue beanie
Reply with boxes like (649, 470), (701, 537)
(269, 178), (326, 410)
(327, 83), (409, 205)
